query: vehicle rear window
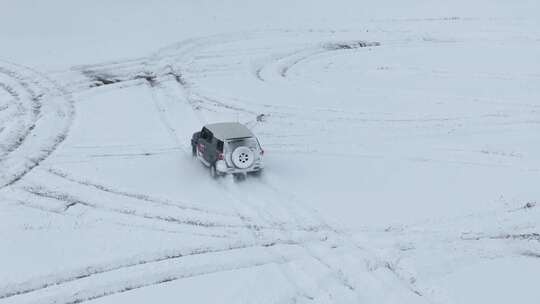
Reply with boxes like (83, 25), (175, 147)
(225, 137), (259, 152)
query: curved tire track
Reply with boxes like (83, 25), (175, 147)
(254, 39), (380, 81)
(0, 242), (304, 304)
(0, 60), (74, 189)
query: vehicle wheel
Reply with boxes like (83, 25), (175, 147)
(248, 169), (263, 177)
(210, 165), (219, 179)
(233, 173), (246, 181)
(192, 145), (197, 157)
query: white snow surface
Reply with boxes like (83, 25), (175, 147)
(1, 0), (539, 303)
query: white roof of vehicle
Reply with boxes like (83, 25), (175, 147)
(205, 122), (255, 140)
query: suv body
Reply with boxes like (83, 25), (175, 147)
(191, 122), (264, 177)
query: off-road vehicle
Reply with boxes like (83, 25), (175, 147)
(191, 122), (264, 178)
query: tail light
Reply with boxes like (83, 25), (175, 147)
(218, 153), (224, 160)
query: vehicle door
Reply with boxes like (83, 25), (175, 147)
(197, 128), (212, 162)
(206, 135), (219, 164)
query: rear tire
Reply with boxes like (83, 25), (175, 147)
(248, 169), (263, 177)
(233, 173), (246, 182)
(210, 164), (224, 179)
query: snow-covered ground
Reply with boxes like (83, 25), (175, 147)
(1, 1), (539, 303)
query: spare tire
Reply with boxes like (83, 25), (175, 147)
(231, 146), (254, 169)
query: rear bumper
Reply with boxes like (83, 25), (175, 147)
(216, 160), (264, 174)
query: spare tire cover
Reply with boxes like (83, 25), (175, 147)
(231, 146), (254, 169)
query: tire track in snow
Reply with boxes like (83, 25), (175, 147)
(9, 188), (235, 240)
(14, 168), (325, 237)
(0, 243), (253, 299)
(212, 180), (325, 301)
(254, 40), (380, 81)
(0, 67), (40, 159)
(0, 60), (74, 189)
(0, 242), (305, 304)
(45, 167), (234, 217)
(259, 173), (431, 299)
(18, 183), (257, 231)
(216, 179), (369, 301)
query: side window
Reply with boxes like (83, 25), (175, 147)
(200, 128), (212, 141)
(200, 128), (206, 140)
